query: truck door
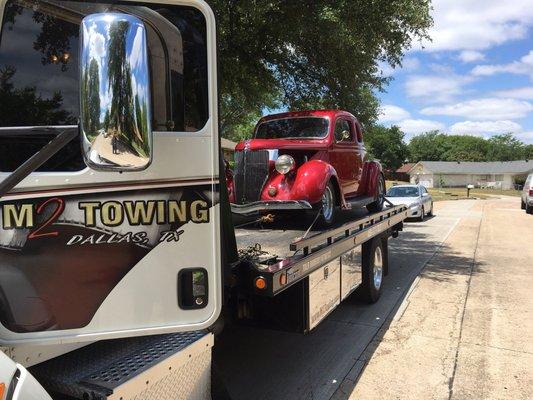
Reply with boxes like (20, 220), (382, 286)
(0, 0), (222, 346)
(330, 117), (359, 198)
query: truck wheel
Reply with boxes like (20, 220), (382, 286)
(360, 237), (386, 303)
(367, 174), (385, 213)
(316, 181), (337, 226)
(527, 204), (533, 215)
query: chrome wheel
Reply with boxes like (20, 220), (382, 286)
(377, 176), (385, 207)
(373, 246), (383, 290)
(321, 185), (334, 222)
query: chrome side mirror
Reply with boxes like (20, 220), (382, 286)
(80, 13), (152, 171)
(341, 130), (351, 141)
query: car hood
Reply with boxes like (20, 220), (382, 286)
(386, 197), (421, 207)
(235, 138), (329, 151)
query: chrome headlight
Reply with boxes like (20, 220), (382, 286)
(409, 203), (421, 209)
(275, 155), (296, 175)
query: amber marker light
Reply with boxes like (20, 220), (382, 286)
(279, 273), (287, 286)
(0, 382), (5, 399)
(255, 276), (267, 290)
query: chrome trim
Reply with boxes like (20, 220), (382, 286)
(80, 13), (152, 171)
(231, 200), (312, 215)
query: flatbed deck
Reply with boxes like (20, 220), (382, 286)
(233, 205), (408, 297)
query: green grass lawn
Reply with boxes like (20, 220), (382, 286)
(386, 181), (521, 202)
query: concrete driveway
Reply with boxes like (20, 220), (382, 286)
(214, 197), (532, 400)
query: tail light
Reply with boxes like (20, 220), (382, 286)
(529, 189), (533, 196)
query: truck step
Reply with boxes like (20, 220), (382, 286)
(29, 331), (209, 400)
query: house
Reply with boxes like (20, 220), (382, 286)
(221, 138), (237, 162)
(392, 163), (416, 182)
(407, 161), (533, 190)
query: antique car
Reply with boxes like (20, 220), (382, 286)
(230, 110), (385, 225)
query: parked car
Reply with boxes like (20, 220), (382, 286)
(230, 110), (385, 225)
(386, 184), (433, 221)
(521, 173), (533, 214)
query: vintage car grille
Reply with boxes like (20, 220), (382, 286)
(234, 150), (270, 204)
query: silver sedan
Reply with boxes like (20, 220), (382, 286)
(386, 184), (434, 221)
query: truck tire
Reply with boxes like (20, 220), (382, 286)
(527, 204), (533, 215)
(367, 174), (385, 213)
(360, 236), (387, 303)
(316, 181), (338, 227)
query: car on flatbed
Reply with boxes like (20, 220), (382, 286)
(522, 173), (533, 214)
(229, 110), (386, 226)
(386, 184), (433, 221)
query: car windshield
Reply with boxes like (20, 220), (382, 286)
(387, 186), (419, 197)
(255, 117), (329, 139)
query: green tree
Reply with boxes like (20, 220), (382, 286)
(0, 66), (75, 125)
(486, 133), (526, 161)
(365, 125), (409, 170)
(210, 0), (433, 138)
(87, 59), (101, 134)
(407, 131), (447, 162)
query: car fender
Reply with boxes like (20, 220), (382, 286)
(359, 161), (383, 198)
(261, 160), (340, 205)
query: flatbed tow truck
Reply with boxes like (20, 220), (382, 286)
(0, 0), (407, 398)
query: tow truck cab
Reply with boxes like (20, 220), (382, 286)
(0, 0), (223, 347)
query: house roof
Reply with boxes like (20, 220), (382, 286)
(221, 138), (237, 151)
(410, 160), (533, 175)
(396, 163), (416, 173)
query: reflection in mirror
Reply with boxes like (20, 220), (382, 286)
(80, 13), (152, 171)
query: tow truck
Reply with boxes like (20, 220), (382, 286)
(0, 0), (407, 398)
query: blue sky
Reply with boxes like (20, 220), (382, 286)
(377, 0), (533, 144)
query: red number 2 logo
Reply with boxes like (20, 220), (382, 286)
(28, 197), (65, 240)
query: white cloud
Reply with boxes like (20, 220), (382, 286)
(378, 105), (411, 123)
(421, 98), (533, 120)
(401, 57), (421, 71)
(415, 0), (533, 52)
(405, 74), (473, 103)
(458, 50), (485, 63)
(86, 23), (106, 61)
(450, 120), (522, 135)
(493, 86), (533, 99)
(471, 50), (533, 79)
(515, 131), (533, 144)
(397, 119), (446, 135)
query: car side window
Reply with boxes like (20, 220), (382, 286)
(334, 119), (353, 142)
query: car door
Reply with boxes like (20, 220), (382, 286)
(420, 186), (431, 209)
(330, 117), (359, 198)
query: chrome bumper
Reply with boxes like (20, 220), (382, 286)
(231, 200), (313, 215)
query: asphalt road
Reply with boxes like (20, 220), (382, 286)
(214, 199), (496, 400)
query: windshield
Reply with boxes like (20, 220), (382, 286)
(255, 117), (329, 139)
(387, 186), (420, 198)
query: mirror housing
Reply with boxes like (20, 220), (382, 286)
(79, 13), (152, 171)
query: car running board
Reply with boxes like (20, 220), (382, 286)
(343, 195), (375, 210)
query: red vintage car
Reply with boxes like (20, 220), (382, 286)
(229, 110), (385, 225)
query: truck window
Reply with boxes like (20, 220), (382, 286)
(0, 0), (208, 172)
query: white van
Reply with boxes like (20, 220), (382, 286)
(522, 173), (533, 214)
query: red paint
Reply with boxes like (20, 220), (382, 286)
(28, 197), (65, 240)
(233, 110), (383, 208)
